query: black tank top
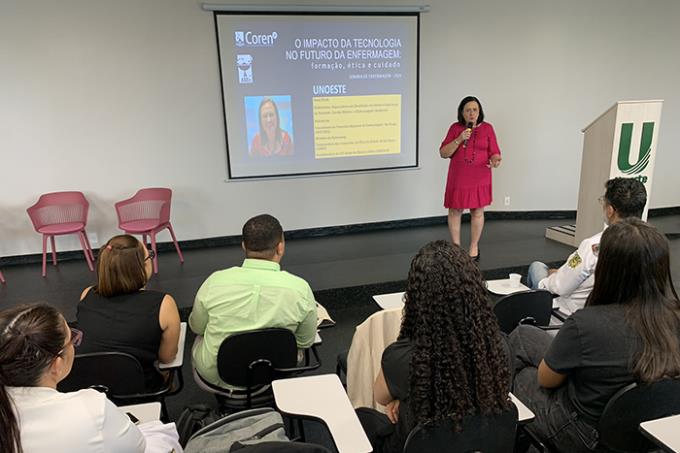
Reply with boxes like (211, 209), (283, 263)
(76, 289), (165, 390)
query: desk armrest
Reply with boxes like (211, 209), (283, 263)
(159, 322), (186, 370)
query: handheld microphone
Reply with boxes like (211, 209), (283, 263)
(463, 122), (473, 148)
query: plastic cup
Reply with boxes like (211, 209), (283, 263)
(508, 273), (521, 288)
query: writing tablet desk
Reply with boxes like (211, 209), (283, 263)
(273, 374), (372, 453)
(640, 414), (680, 453)
(119, 402), (162, 424)
(159, 322), (186, 370)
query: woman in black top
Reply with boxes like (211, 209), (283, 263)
(510, 218), (680, 452)
(76, 234), (181, 390)
(357, 240), (511, 453)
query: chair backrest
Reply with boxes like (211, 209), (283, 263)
(26, 191), (89, 230)
(217, 328), (298, 388)
(493, 290), (553, 334)
(403, 403), (518, 453)
(598, 379), (680, 452)
(116, 188), (172, 224)
(57, 352), (146, 397)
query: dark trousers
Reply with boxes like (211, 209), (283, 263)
(508, 325), (599, 453)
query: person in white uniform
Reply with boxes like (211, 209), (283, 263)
(527, 177), (647, 315)
(0, 303), (146, 453)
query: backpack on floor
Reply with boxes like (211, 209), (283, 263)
(184, 407), (289, 453)
(176, 404), (223, 447)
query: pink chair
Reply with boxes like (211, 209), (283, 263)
(115, 188), (184, 274)
(0, 270), (5, 284)
(27, 191), (95, 277)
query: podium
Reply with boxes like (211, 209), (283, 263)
(546, 100), (663, 246)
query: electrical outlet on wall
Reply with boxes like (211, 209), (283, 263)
(88, 233), (99, 248)
(504, 196), (510, 206)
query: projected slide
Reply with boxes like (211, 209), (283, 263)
(215, 13), (419, 179)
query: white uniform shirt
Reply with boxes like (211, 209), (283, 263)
(8, 386), (146, 453)
(539, 230), (602, 315)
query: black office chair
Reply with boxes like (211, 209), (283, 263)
(335, 350), (348, 386)
(58, 351), (182, 421)
(493, 290), (554, 334)
(598, 379), (680, 452)
(193, 328), (321, 411)
(403, 403), (518, 453)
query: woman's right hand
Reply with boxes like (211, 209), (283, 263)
(385, 399), (400, 424)
(458, 128), (472, 144)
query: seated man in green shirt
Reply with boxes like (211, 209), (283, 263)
(189, 214), (317, 390)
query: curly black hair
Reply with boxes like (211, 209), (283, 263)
(603, 177), (647, 219)
(399, 240), (510, 428)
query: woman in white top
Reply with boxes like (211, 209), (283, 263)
(0, 303), (146, 453)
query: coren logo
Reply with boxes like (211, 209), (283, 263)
(617, 122), (654, 175)
(234, 31), (278, 48)
(234, 31), (245, 47)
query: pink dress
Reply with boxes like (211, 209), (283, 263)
(440, 121), (501, 209)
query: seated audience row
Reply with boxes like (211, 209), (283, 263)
(0, 214), (325, 452)
(53, 214), (315, 396)
(354, 215), (678, 453)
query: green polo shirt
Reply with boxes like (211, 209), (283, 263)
(189, 258), (317, 388)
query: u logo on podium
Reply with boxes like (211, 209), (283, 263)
(617, 122), (654, 175)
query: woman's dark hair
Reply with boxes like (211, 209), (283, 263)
(0, 304), (67, 453)
(586, 218), (680, 381)
(399, 240), (510, 428)
(258, 98), (282, 148)
(457, 96), (485, 124)
(96, 234), (148, 297)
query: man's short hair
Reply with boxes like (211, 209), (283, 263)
(604, 177), (647, 219)
(242, 214), (283, 256)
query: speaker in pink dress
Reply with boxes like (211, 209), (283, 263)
(440, 121), (501, 209)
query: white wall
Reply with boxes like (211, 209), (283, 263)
(1, 0), (679, 256)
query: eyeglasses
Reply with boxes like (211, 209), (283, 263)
(58, 327), (83, 356)
(144, 250), (156, 261)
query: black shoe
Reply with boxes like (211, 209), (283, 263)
(471, 250), (480, 262)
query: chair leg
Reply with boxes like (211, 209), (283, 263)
(296, 418), (306, 442)
(160, 398), (169, 423)
(42, 235), (48, 277)
(214, 394), (228, 414)
(150, 233), (159, 274)
(83, 231), (95, 261)
(167, 223), (184, 263)
(142, 234), (149, 249)
(78, 232), (94, 272)
(0, 270), (5, 284)
(50, 236), (57, 266)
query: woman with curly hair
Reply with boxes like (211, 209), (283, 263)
(357, 240), (511, 453)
